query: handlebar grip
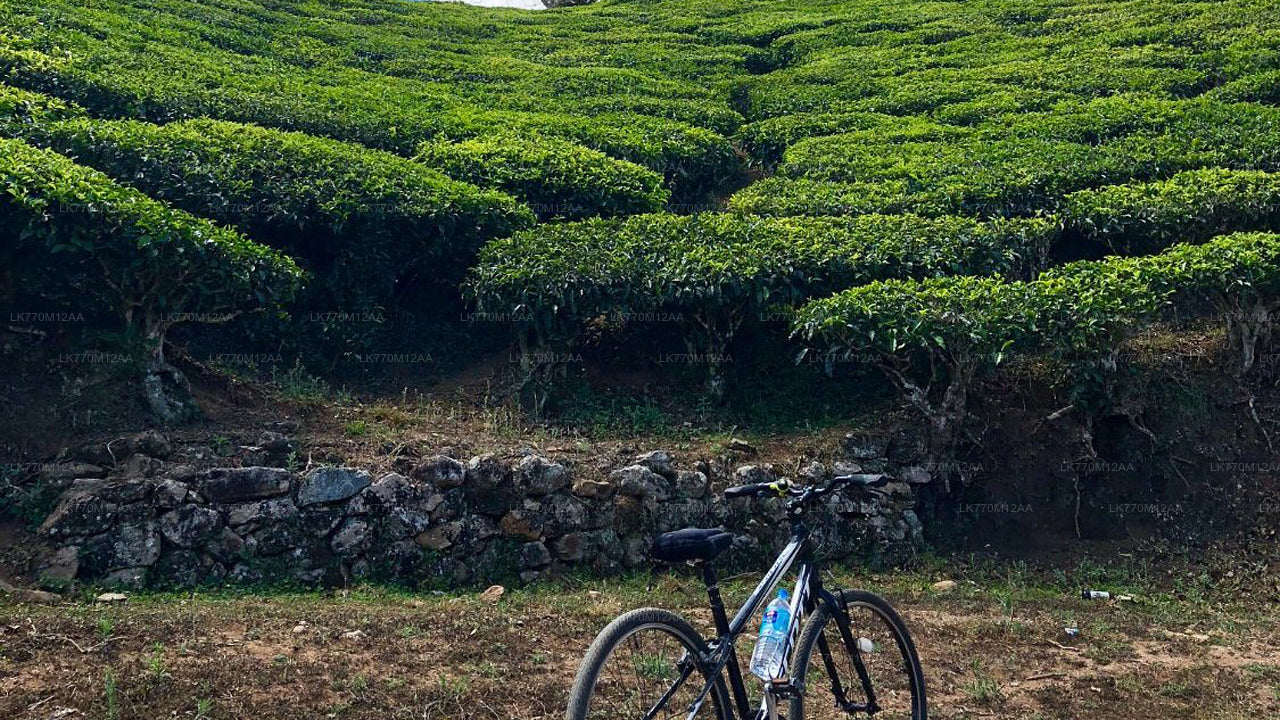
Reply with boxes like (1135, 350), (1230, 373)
(724, 482), (771, 498)
(832, 473), (889, 488)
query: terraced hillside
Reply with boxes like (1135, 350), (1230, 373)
(3, 0), (1280, 452)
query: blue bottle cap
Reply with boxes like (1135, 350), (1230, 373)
(777, 588), (789, 600)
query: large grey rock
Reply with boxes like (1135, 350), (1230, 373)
(248, 520), (304, 557)
(843, 434), (887, 460)
(551, 533), (584, 561)
(159, 504), (222, 548)
(465, 455), (508, 490)
(207, 526), (245, 563)
(152, 479), (189, 509)
(799, 462), (828, 483)
(676, 471), (708, 499)
(153, 549), (214, 587)
(39, 462), (106, 482)
(515, 455), (569, 496)
(331, 518), (371, 556)
(227, 497), (298, 527)
(732, 464), (776, 486)
(199, 467), (292, 503)
(102, 567), (148, 587)
(635, 450), (676, 480)
(611, 465), (671, 500)
(69, 477), (154, 504)
(412, 455), (465, 489)
(365, 472), (416, 505)
(40, 494), (120, 538)
(96, 522), (161, 569)
(520, 541), (552, 570)
(298, 467), (371, 506)
(901, 466), (931, 484)
(362, 473), (436, 539)
(832, 461), (864, 477)
(40, 546), (80, 583)
(416, 521), (462, 551)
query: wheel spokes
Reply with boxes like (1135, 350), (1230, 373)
(804, 606), (917, 719)
(586, 627), (708, 719)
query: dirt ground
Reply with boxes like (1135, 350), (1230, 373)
(2, 558), (1276, 720)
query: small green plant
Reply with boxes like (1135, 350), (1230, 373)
(343, 420), (368, 437)
(195, 698), (214, 718)
(273, 363), (350, 404)
(962, 660), (1004, 705)
(96, 616), (115, 640)
(631, 653), (674, 681)
(146, 642), (169, 681)
(104, 669), (120, 720)
(211, 435), (232, 456)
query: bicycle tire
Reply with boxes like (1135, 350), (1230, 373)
(566, 607), (731, 720)
(789, 589), (927, 719)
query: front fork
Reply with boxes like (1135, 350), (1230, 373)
(757, 584), (879, 719)
(815, 588), (879, 715)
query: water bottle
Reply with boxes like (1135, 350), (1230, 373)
(749, 588), (792, 679)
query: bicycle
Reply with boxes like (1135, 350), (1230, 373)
(566, 474), (927, 720)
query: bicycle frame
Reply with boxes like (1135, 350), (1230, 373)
(659, 517), (860, 720)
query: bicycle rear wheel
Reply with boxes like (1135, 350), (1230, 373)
(790, 589), (927, 719)
(566, 607), (730, 720)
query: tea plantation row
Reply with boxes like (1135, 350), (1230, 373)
(1, 0), (1279, 426)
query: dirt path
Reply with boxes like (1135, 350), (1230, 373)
(1, 570), (1276, 720)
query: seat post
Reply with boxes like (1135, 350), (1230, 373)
(699, 561), (732, 638)
(701, 560), (753, 718)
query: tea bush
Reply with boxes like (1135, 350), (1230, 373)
(4, 0), (1280, 418)
(25, 117), (534, 305)
(415, 135), (669, 220)
(0, 84), (82, 127)
(796, 230), (1280, 471)
(469, 213), (1059, 354)
(0, 137), (302, 419)
(1063, 170), (1280, 255)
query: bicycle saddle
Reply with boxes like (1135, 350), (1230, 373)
(651, 528), (734, 563)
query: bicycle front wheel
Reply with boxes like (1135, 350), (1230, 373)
(566, 607), (731, 720)
(790, 589), (927, 720)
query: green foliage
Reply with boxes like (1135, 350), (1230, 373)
(3, 0), (1280, 406)
(798, 231), (1280, 388)
(734, 112), (958, 167)
(470, 212), (1059, 348)
(729, 177), (932, 217)
(770, 100), (1280, 218)
(0, 137), (302, 351)
(0, 83), (82, 128)
(415, 135), (668, 220)
(1205, 70), (1280, 105)
(1063, 169), (1280, 255)
(21, 116), (532, 334)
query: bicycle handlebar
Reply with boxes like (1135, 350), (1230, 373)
(723, 473), (888, 501)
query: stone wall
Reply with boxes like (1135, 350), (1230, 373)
(29, 429), (927, 588)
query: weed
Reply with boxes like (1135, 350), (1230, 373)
(147, 642), (169, 681)
(104, 669), (120, 720)
(962, 660), (1004, 705)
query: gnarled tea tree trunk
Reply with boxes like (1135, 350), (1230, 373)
(880, 356), (979, 492)
(1223, 297), (1277, 377)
